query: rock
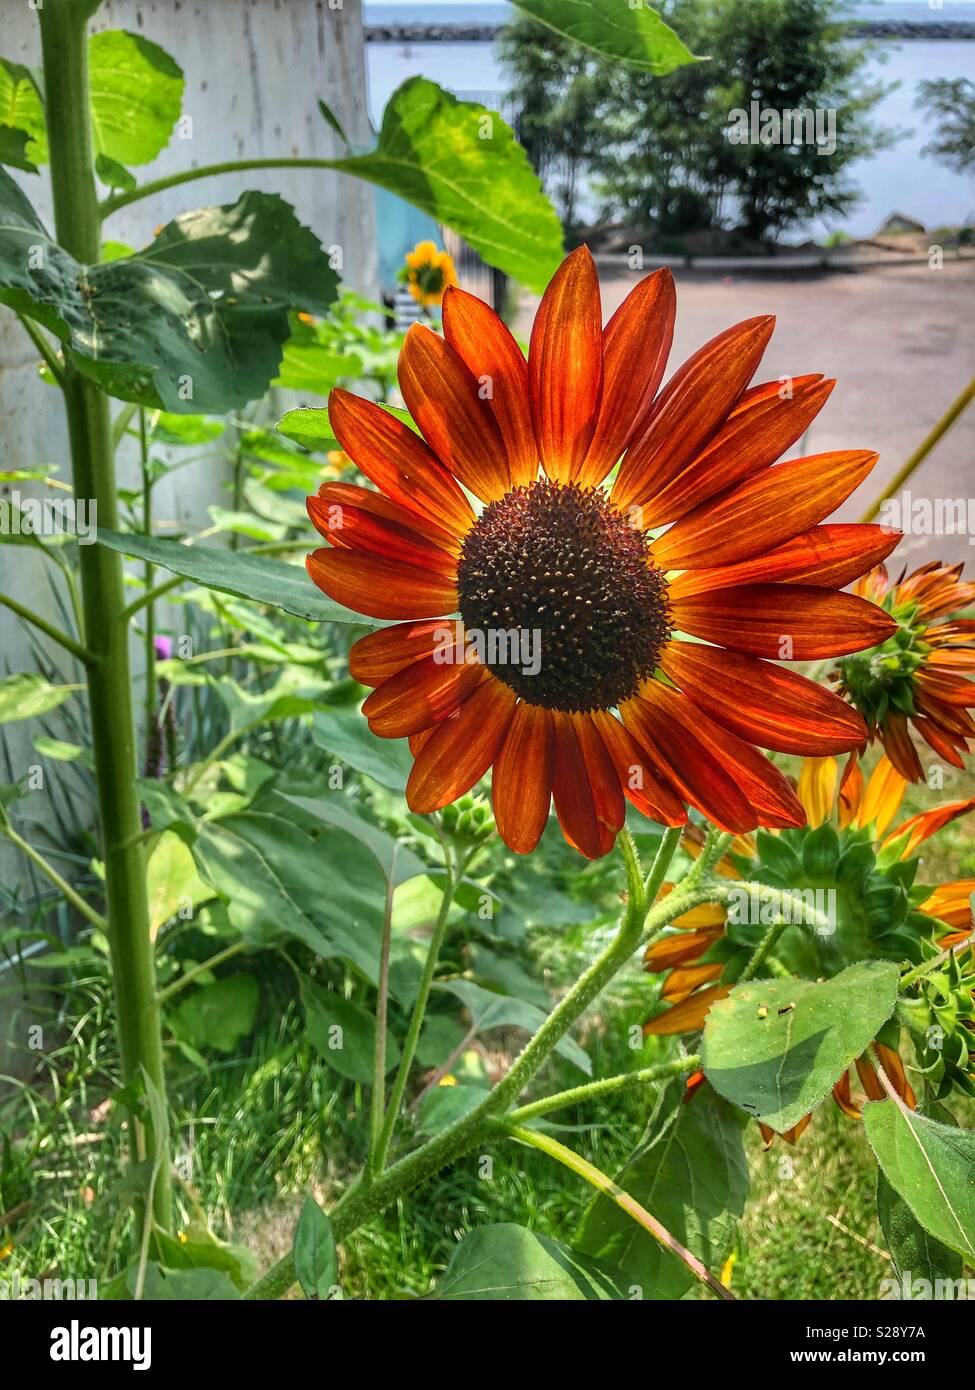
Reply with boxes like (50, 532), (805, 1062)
(877, 212), (927, 236)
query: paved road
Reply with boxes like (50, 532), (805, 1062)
(515, 259), (975, 574)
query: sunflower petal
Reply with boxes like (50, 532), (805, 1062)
(350, 619), (465, 686)
(398, 323), (511, 502)
(643, 983), (732, 1036)
(306, 548), (457, 620)
(612, 315), (775, 513)
(442, 286), (538, 487)
(667, 524), (902, 599)
(406, 677), (516, 812)
(362, 645), (484, 738)
(653, 451), (879, 570)
(307, 487), (458, 574)
(328, 387), (474, 536)
(589, 709), (687, 826)
(529, 245), (603, 483)
(640, 375), (834, 527)
(492, 701), (555, 853)
(671, 584), (898, 659)
(661, 641), (867, 755)
(577, 268), (675, 486)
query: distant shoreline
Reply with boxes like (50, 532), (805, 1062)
(365, 20), (975, 42)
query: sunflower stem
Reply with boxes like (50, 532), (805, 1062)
(39, 0), (172, 1230)
(739, 917), (790, 983)
(505, 1124), (734, 1301)
(506, 1053), (701, 1124)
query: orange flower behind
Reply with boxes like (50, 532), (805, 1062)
(307, 247), (900, 858)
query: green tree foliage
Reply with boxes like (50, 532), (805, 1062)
(917, 77), (975, 177)
(502, 0), (894, 242)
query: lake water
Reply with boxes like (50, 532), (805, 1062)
(364, 2), (975, 240)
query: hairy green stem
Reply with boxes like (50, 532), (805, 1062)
(739, 918), (791, 983)
(39, 0), (171, 1229)
(506, 1124), (734, 1301)
(139, 408), (157, 770)
(507, 1054), (702, 1125)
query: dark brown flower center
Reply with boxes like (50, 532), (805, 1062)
(456, 479), (671, 713)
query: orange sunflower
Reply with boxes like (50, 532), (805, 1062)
(306, 247), (901, 858)
(835, 561), (975, 780)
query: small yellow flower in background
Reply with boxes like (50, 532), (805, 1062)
(400, 240), (458, 308)
(0, 1236), (13, 1260)
(325, 449), (352, 475)
(438, 1074), (458, 1087)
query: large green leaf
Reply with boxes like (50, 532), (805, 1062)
(88, 31), (184, 167)
(575, 1081), (748, 1298)
(311, 707), (414, 790)
(299, 974), (399, 1084)
(190, 813), (389, 984)
(331, 78), (563, 293)
(876, 1169), (963, 1297)
(864, 1100), (975, 1263)
(436, 1224), (627, 1300)
(512, 0), (700, 75)
(275, 791), (427, 886)
(95, 528), (373, 624)
(0, 673), (82, 724)
(700, 961), (900, 1132)
(0, 173), (338, 411)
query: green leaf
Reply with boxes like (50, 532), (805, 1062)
(700, 960), (900, 1132)
(293, 1198), (338, 1300)
(88, 31), (184, 166)
(275, 407), (335, 452)
(95, 528), (375, 624)
(576, 1081), (748, 1298)
(864, 1100), (975, 1262)
(146, 829), (215, 938)
(317, 97), (350, 149)
(0, 125), (37, 174)
(876, 1169), (963, 1296)
(153, 1229), (257, 1292)
(512, 0), (700, 75)
(332, 78), (563, 292)
(0, 673), (82, 724)
(167, 974), (259, 1054)
(0, 59), (45, 164)
(311, 707), (414, 790)
(0, 174), (339, 411)
(190, 813), (389, 984)
(273, 790), (428, 887)
(95, 152), (136, 193)
(436, 1224), (627, 1300)
(438, 978), (590, 1074)
(299, 974), (399, 1084)
(274, 341), (362, 394)
(417, 1082), (487, 1138)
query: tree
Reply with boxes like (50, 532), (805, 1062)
(502, 0), (895, 243)
(917, 77), (975, 176)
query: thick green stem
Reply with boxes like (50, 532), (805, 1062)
(507, 1054), (701, 1125)
(39, 0), (171, 1229)
(140, 409), (157, 771)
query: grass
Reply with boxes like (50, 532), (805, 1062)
(1, 764), (973, 1300)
